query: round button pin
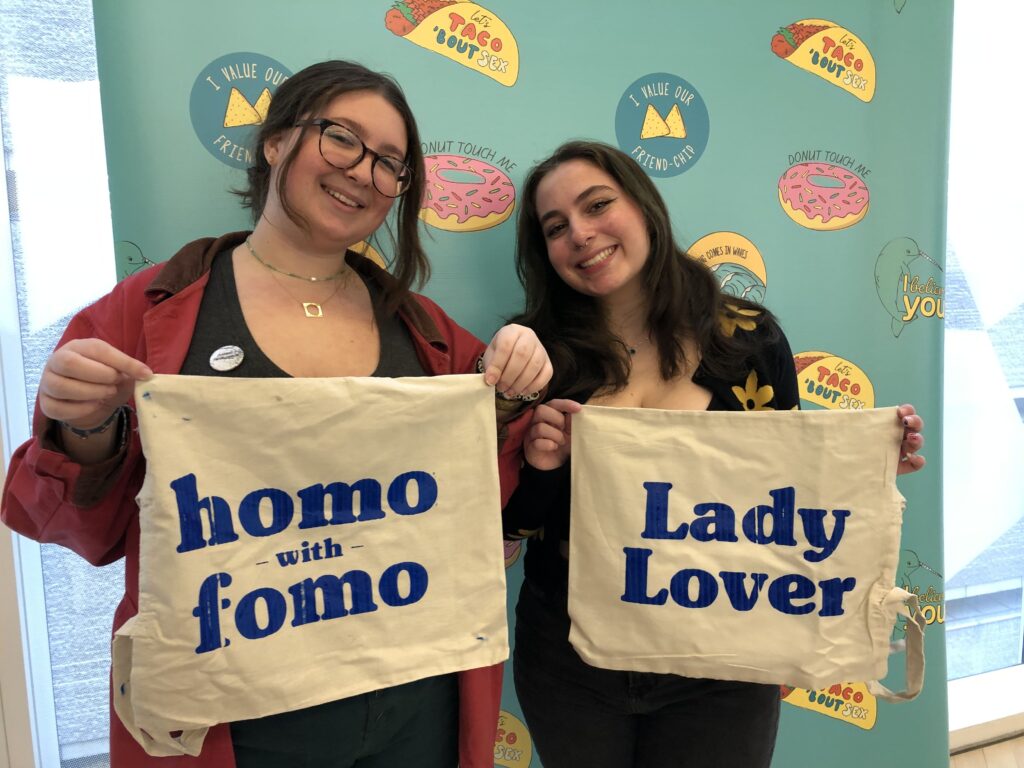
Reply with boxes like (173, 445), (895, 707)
(209, 345), (244, 372)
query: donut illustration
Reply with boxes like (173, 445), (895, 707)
(778, 162), (869, 231)
(504, 539), (522, 568)
(350, 240), (387, 269)
(688, 232), (767, 304)
(420, 154), (516, 232)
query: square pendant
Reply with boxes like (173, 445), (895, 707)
(302, 302), (324, 318)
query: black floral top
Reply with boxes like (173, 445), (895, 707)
(502, 309), (800, 600)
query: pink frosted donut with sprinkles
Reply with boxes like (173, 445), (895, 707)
(778, 162), (869, 231)
(420, 154), (516, 232)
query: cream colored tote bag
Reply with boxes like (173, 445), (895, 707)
(568, 406), (924, 699)
(113, 374), (508, 756)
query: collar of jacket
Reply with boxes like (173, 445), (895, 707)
(143, 230), (449, 350)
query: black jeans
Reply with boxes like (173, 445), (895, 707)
(513, 580), (780, 768)
(230, 673), (458, 768)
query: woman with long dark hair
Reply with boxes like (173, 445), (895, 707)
(503, 140), (925, 768)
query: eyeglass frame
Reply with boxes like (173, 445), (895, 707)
(294, 118), (414, 198)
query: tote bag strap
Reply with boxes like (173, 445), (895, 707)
(112, 620), (208, 757)
(866, 588), (926, 702)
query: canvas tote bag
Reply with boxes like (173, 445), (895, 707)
(568, 405), (925, 700)
(113, 374), (508, 756)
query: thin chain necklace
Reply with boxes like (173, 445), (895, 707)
(245, 237), (349, 282)
(246, 238), (350, 318)
(622, 335), (650, 356)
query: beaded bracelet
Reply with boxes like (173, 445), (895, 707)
(60, 405), (126, 439)
(476, 356), (540, 402)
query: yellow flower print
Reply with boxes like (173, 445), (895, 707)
(719, 304), (760, 337)
(732, 369), (775, 411)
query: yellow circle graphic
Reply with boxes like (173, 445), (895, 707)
(793, 351), (874, 410)
(504, 540), (523, 569)
(688, 231), (767, 303)
(350, 240), (386, 269)
(494, 710), (533, 767)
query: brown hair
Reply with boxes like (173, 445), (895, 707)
(512, 140), (777, 401)
(235, 60), (428, 307)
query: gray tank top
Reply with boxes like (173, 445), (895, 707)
(181, 251), (425, 378)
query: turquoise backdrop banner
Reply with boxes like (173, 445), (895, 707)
(93, 1), (951, 765)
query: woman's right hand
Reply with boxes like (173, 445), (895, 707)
(524, 398), (582, 471)
(39, 339), (152, 430)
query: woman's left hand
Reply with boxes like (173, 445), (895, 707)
(481, 324), (552, 398)
(896, 404), (925, 475)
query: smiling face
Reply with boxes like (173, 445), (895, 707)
(263, 89), (408, 251)
(534, 159), (651, 305)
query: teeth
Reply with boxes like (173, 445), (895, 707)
(580, 246), (615, 269)
(324, 186), (362, 208)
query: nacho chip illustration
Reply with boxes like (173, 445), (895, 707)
(640, 104), (687, 140)
(223, 87), (263, 128)
(771, 19), (876, 102)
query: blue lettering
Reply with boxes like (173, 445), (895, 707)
(238, 488), (294, 537)
(297, 480), (384, 528)
(641, 482), (687, 539)
(192, 571), (232, 653)
(287, 571), (378, 626)
(817, 577), (857, 616)
(798, 507), (850, 562)
(741, 487), (797, 547)
(691, 502), (738, 542)
(172, 473), (239, 553)
(235, 587), (287, 639)
(621, 547), (668, 605)
(718, 571), (769, 611)
(669, 569), (718, 608)
(767, 574), (816, 615)
(379, 562), (429, 606)
(388, 471), (438, 516)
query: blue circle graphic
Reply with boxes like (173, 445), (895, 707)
(190, 52), (293, 169)
(614, 73), (710, 178)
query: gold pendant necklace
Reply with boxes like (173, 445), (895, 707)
(274, 274), (345, 318)
(245, 237), (350, 317)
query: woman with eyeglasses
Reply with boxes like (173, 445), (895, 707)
(1, 60), (550, 768)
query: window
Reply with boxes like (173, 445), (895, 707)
(944, 0), (1024, 746)
(0, 1), (119, 764)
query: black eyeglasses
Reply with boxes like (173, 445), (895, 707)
(295, 118), (413, 198)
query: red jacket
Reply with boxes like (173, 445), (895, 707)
(1, 231), (526, 767)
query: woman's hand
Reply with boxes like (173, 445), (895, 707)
(524, 399), (582, 471)
(40, 338), (152, 430)
(896, 404), (925, 475)
(481, 324), (552, 398)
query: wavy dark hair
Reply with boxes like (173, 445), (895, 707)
(512, 140), (778, 401)
(235, 60), (428, 308)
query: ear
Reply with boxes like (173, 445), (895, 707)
(264, 131), (286, 166)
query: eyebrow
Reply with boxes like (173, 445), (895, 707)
(539, 185), (616, 223)
(326, 115), (407, 158)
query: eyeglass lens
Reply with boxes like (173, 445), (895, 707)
(320, 124), (411, 197)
